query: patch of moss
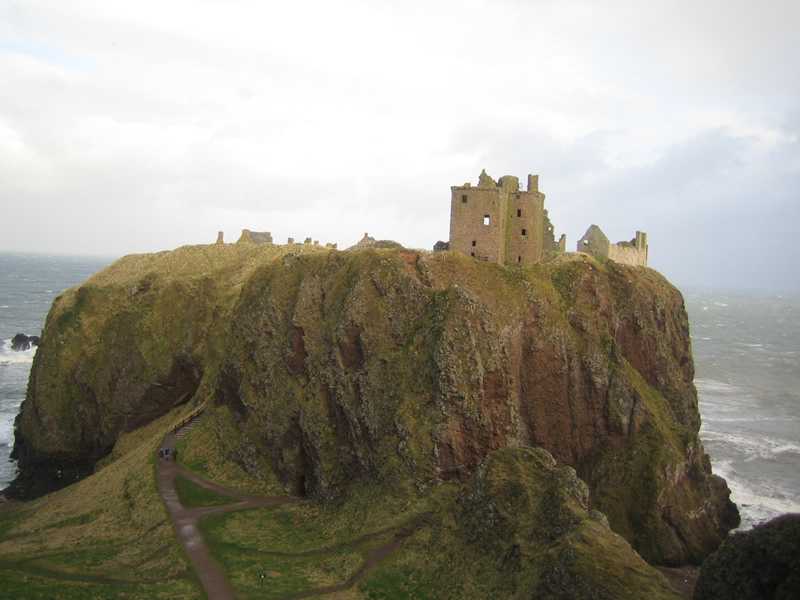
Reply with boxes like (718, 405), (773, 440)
(174, 475), (235, 508)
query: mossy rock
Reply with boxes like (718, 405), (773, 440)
(695, 514), (800, 600)
(11, 245), (738, 566)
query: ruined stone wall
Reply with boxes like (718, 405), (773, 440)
(237, 229), (273, 244)
(578, 226), (648, 266)
(449, 172), (548, 266)
(449, 185), (509, 263)
(608, 232), (648, 266)
(504, 190), (544, 265)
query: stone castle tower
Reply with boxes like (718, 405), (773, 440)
(449, 170), (560, 266)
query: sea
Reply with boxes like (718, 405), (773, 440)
(0, 253), (111, 487)
(0, 253), (798, 530)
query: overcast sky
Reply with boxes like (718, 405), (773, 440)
(1, 0), (798, 291)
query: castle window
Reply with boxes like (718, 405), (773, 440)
(517, 256), (522, 263)
(462, 195), (468, 203)
(470, 252), (475, 257)
(471, 240), (476, 247)
(517, 209), (522, 217)
(483, 215), (491, 226)
(521, 228), (527, 236)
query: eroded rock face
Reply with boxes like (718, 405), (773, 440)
(9, 245), (738, 565)
(450, 447), (681, 599)
(211, 249), (737, 564)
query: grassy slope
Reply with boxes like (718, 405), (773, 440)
(175, 411), (680, 600)
(0, 405), (202, 599)
(174, 475), (235, 509)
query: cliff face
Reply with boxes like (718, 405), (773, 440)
(9, 245), (738, 565)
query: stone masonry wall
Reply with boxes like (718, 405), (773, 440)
(449, 184), (509, 263)
(449, 171), (547, 266)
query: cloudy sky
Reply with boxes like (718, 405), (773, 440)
(1, 0), (798, 291)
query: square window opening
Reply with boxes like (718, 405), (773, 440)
(483, 215), (491, 226)
(471, 240), (476, 247)
(517, 209), (522, 217)
(461, 195), (468, 203)
(470, 252), (475, 257)
(521, 228), (527, 236)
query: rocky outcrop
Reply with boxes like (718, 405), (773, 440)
(694, 514), (800, 600)
(8, 245), (737, 566)
(441, 447), (681, 599)
(10, 333), (39, 351)
(7, 244), (322, 498)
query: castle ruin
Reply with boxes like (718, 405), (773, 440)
(449, 170), (564, 266)
(576, 225), (648, 267)
(237, 229), (273, 244)
(448, 170), (647, 268)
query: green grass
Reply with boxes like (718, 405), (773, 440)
(174, 474), (236, 508)
(0, 561), (199, 599)
(195, 483), (437, 599)
(0, 406), (204, 599)
(360, 566), (434, 600)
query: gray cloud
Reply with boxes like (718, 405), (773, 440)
(0, 0), (798, 291)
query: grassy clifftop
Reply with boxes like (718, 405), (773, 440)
(10, 244), (738, 570)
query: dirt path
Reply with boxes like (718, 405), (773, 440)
(157, 425), (424, 600)
(156, 430), (298, 600)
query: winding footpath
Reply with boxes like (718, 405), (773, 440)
(157, 415), (423, 600)
(156, 424), (298, 600)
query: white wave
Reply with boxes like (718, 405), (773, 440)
(0, 338), (37, 365)
(712, 459), (800, 529)
(695, 378), (739, 393)
(705, 415), (797, 424)
(701, 430), (800, 459)
(0, 410), (18, 447)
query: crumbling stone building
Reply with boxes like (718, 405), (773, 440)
(237, 229), (273, 244)
(449, 170), (564, 266)
(576, 225), (648, 267)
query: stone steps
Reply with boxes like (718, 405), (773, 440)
(174, 412), (204, 439)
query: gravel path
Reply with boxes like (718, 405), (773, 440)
(156, 430), (297, 600)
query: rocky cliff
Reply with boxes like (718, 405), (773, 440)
(8, 244), (738, 565)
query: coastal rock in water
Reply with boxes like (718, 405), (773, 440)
(9, 245), (738, 566)
(10, 333), (39, 351)
(694, 514), (800, 600)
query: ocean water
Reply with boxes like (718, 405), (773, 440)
(0, 255), (798, 531)
(0, 253), (110, 488)
(686, 289), (800, 529)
